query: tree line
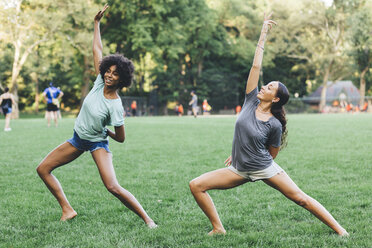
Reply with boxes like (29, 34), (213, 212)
(0, 0), (371, 115)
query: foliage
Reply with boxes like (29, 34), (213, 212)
(0, 0), (371, 112)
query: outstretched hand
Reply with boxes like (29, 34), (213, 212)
(94, 3), (109, 22)
(263, 12), (277, 30)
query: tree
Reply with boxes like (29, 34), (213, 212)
(0, 0), (63, 117)
(348, 1), (372, 106)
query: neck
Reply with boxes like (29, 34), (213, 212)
(104, 86), (119, 99)
(257, 102), (272, 113)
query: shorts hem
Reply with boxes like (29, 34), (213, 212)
(228, 162), (284, 182)
(90, 147), (111, 153)
(66, 140), (85, 151)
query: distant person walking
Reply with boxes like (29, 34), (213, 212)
(189, 91), (198, 118)
(131, 100), (137, 116)
(43, 82), (63, 127)
(189, 12), (348, 237)
(36, 4), (156, 228)
(0, 87), (16, 131)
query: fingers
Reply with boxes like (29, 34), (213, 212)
(102, 3), (109, 13)
(224, 156), (232, 166)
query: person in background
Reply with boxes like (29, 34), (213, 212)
(43, 82), (63, 127)
(361, 101), (368, 112)
(178, 104), (184, 117)
(131, 100), (137, 116)
(235, 105), (242, 115)
(189, 91), (198, 118)
(0, 87), (16, 131)
(202, 99), (211, 115)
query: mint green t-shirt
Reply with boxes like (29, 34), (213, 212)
(74, 74), (124, 142)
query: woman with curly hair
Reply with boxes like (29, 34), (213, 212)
(36, 4), (156, 228)
(189, 13), (348, 236)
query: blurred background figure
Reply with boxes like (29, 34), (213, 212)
(189, 91), (198, 118)
(235, 105), (242, 115)
(361, 101), (368, 112)
(0, 87), (16, 131)
(43, 82), (63, 127)
(178, 103), (184, 117)
(131, 100), (137, 116)
(202, 99), (211, 115)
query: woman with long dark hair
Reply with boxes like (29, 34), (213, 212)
(36, 4), (156, 228)
(189, 13), (348, 236)
(0, 87), (16, 131)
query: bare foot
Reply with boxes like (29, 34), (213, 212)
(146, 221), (158, 229)
(338, 230), (349, 237)
(208, 228), (226, 236)
(60, 210), (77, 221)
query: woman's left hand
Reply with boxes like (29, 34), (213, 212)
(224, 155), (232, 167)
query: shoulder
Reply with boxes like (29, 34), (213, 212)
(270, 117), (282, 129)
(94, 74), (104, 87)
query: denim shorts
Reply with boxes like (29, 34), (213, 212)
(2, 107), (12, 115)
(228, 161), (284, 182)
(67, 131), (110, 153)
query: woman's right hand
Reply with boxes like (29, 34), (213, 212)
(263, 12), (277, 31)
(94, 3), (109, 22)
(224, 155), (232, 167)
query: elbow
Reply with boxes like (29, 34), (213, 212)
(117, 135), (125, 143)
(251, 64), (261, 70)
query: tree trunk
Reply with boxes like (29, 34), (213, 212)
(197, 60), (203, 77)
(359, 66), (368, 107)
(30, 72), (40, 113)
(319, 60), (334, 112)
(80, 55), (92, 108)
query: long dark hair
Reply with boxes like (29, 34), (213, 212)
(271, 82), (289, 149)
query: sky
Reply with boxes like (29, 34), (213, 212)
(321, 0), (333, 7)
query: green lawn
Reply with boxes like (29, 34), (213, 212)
(0, 114), (371, 247)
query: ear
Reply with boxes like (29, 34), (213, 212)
(272, 97), (280, 103)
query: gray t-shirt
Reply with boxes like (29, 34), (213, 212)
(231, 88), (282, 171)
(191, 95), (198, 108)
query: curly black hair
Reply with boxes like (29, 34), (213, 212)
(99, 54), (135, 89)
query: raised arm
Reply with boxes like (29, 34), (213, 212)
(93, 4), (109, 76)
(245, 12), (276, 94)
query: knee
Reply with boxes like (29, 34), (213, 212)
(291, 192), (309, 207)
(36, 163), (48, 176)
(105, 183), (121, 195)
(189, 178), (204, 193)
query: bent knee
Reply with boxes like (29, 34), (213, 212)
(189, 178), (205, 193)
(290, 192), (309, 207)
(105, 183), (121, 195)
(36, 163), (49, 176)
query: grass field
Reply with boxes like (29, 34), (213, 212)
(0, 114), (371, 248)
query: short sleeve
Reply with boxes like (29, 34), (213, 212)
(268, 123), (282, 148)
(242, 87), (259, 110)
(94, 74), (104, 87)
(109, 102), (125, 127)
